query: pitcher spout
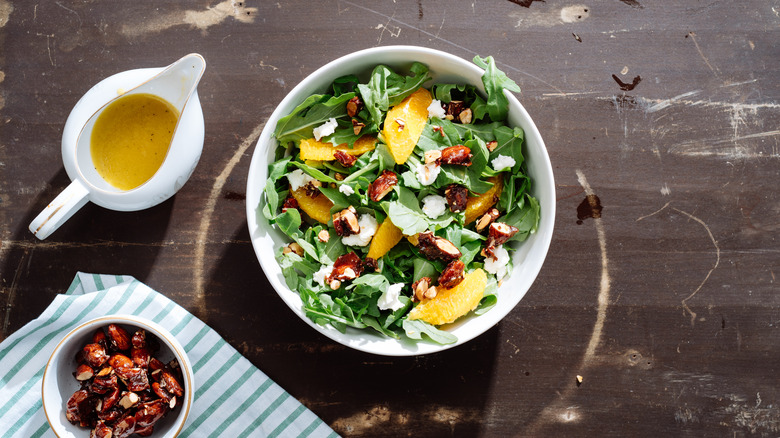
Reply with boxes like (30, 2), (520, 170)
(138, 53), (206, 115)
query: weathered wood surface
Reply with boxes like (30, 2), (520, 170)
(1, 1), (779, 436)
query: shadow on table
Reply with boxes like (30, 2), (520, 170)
(202, 223), (501, 437)
(0, 168), (171, 339)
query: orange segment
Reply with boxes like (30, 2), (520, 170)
(408, 269), (487, 326)
(465, 175), (503, 224)
(299, 136), (377, 161)
(290, 186), (333, 224)
(382, 88), (433, 164)
(406, 233), (420, 246)
(367, 219), (403, 260)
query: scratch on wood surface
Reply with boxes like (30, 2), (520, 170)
(2, 249), (28, 338)
(636, 203), (720, 327)
(687, 32), (722, 80)
(374, 19), (402, 45)
(340, 0), (563, 93)
(193, 121), (264, 316)
(55, 1), (82, 27)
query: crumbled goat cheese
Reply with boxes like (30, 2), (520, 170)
(339, 184), (355, 196)
(287, 169), (315, 191)
(341, 214), (378, 247)
(484, 245), (510, 280)
(421, 194), (447, 219)
(415, 162), (441, 186)
(378, 283), (406, 311)
(313, 264), (334, 287)
(427, 99), (447, 119)
(313, 117), (338, 141)
(491, 154), (516, 172)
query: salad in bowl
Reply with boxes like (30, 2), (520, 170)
(246, 46), (554, 355)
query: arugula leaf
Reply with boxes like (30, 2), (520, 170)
(491, 126), (525, 171)
(332, 74), (360, 96)
(385, 186), (429, 235)
(473, 56), (521, 122)
(412, 258), (438, 282)
(503, 194), (540, 241)
(357, 63), (432, 127)
(402, 319), (458, 345)
(274, 93), (355, 145)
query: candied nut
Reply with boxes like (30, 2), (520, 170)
(281, 195), (298, 213)
(424, 149), (442, 165)
(92, 329), (108, 346)
(458, 107), (473, 124)
(92, 367), (118, 394)
(115, 367), (150, 392)
(487, 222), (519, 247)
(132, 347), (150, 369)
(432, 125), (445, 137)
(438, 260), (466, 289)
(412, 277), (431, 302)
(317, 229), (330, 243)
(108, 354), (134, 370)
(352, 118), (366, 135)
(135, 425), (155, 437)
(66, 389), (91, 425)
(486, 140), (498, 152)
(333, 149), (357, 167)
(135, 399), (168, 428)
(75, 364), (94, 381)
(416, 231), (462, 262)
(395, 118), (406, 131)
(91, 420), (113, 438)
(334, 172), (345, 181)
(346, 96), (363, 117)
(445, 184), (469, 213)
(160, 371), (184, 397)
(282, 242), (304, 257)
(368, 170), (398, 202)
(328, 252), (364, 283)
(152, 381), (173, 403)
(101, 387), (121, 412)
(131, 330), (146, 349)
(332, 206), (360, 237)
(445, 100), (465, 117)
(363, 257), (379, 272)
(113, 412), (137, 438)
(476, 208), (500, 232)
(83, 343), (109, 368)
(329, 279), (341, 290)
(107, 324), (131, 351)
(440, 145), (473, 166)
(303, 180), (322, 197)
(119, 391), (140, 409)
(424, 285), (438, 299)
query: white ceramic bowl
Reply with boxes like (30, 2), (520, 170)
(42, 315), (194, 437)
(246, 46), (555, 356)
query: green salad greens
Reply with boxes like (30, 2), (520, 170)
(261, 56), (540, 345)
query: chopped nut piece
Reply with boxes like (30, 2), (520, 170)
(317, 229), (330, 243)
(458, 108), (473, 124)
(346, 96), (363, 117)
(395, 118), (406, 131)
(484, 222), (519, 257)
(438, 260), (466, 289)
(282, 242), (304, 257)
(82, 343), (109, 368)
(332, 206), (361, 237)
(576, 375), (583, 385)
(368, 170), (398, 202)
(412, 277), (431, 302)
(281, 195), (299, 213)
(364, 257), (379, 272)
(486, 140), (498, 152)
(476, 208), (500, 232)
(333, 149), (357, 167)
(416, 231), (462, 261)
(424, 286), (438, 299)
(75, 364), (94, 381)
(445, 100), (465, 117)
(119, 391), (140, 409)
(334, 172), (345, 181)
(352, 118), (366, 135)
(424, 149), (442, 165)
(445, 184), (469, 213)
(440, 145), (472, 166)
(303, 180), (322, 197)
(328, 252), (364, 283)
(432, 125), (445, 137)
(107, 324), (131, 351)
(329, 279), (341, 290)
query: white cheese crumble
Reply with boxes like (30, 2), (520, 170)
(313, 264), (334, 287)
(339, 184), (355, 196)
(491, 154), (516, 172)
(421, 194), (447, 219)
(313, 117), (338, 141)
(484, 245), (510, 280)
(427, 99), (446, 119)
(287, 169), (315, 191)
(378, 283), (406, 311)
(415, 162), (441, 186)
(341, 214), (378, 247)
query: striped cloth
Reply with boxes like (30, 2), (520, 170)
(0, 272), (338, 438)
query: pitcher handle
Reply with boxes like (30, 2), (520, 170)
(29, 180), (90, 240)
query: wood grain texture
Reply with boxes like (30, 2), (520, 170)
(1, 0), (779, 436)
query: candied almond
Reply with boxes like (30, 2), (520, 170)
(368, 170), (398, 202)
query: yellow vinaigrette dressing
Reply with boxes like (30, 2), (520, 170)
(90, 93), (179, 190)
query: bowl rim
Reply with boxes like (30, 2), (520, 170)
(41, 314), (194, 437)
(245, 45), (555, 356)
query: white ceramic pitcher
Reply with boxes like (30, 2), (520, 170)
(29, 53), (206, 240)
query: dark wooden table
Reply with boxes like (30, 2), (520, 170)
(2, 1), (779, 436)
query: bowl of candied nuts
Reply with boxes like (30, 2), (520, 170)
(42, 315), (194, 438)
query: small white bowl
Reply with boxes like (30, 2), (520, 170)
(42, 315), (194, 437)
(246, 45), (555, 356)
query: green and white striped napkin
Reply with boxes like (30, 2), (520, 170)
(0, 272), (339, 438)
